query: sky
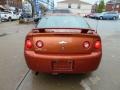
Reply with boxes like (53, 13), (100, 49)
(54, 0), (110, 6)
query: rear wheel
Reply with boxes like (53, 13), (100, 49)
(99, 16), (103, 20)
(113, 16), (116, 20)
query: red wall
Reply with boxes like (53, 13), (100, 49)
(106, 3), (120, 13)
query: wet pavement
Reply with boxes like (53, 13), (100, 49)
(0, 19), (120, 90)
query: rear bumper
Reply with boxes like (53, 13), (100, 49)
(1, 18), (8, 21)
(24, 51), (102, 74)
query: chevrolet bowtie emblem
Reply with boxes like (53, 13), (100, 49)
(59, 41), (68, 45)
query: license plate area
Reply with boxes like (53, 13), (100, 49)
(52, 60), (73, 71)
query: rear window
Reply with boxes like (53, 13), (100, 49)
(37, 15), (90, 29)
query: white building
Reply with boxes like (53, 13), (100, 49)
(57, 0), (92, 16)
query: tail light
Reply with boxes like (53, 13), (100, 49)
(94, 41), (101, 49)
(25, 39), (32, 49)
(83, 41), (90, 49)
(36, 40), (43, 48)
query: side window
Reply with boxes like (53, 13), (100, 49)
(68, 4), (71, 8)
(105, 12), (109, 15)
(8, 12), (12, 14)
(110, 12), (116, 14)
(13, 12), (17, 14)
(113, 12), (117, 14)
(104, 13), (107, 15)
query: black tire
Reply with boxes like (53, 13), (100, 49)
(112, 16), (116, 20)
(99, 16), (103, 20)
(8, 17), (12, 22)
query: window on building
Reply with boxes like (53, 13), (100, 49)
(68, 4), (71, 8)
(77, 5), (80, 9)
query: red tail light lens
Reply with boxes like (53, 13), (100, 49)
(94, 41), (101, 49)
(83, 41), (90, 49)
(26, 40), (32, 49)
(36, 40), (43, 48)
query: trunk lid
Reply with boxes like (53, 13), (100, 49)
(32, 33), (96, 54)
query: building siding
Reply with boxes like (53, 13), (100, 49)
(106, 3), (120, 13)
(0, 0), (6, 5)
(0, 0), (22, 8)
(57, 2), (92, 16)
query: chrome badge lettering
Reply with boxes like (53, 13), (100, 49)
(59, 41), (67, 50)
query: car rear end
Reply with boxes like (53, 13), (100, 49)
(108, 12), (119, 20)
(89, 13), (99, 19)
(24, 15), (102, 74)
(19, 13), (33, 24)
(114, 12), (119, 20)
(0, 12), (9, 21)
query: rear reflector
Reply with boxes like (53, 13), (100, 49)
(83, 41), (90, 49)
(26, 40), (32, 49)
(94, 41), (101, 49)
(36, 40), (43, 48)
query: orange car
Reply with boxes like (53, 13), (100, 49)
(24, 15), (102, 74)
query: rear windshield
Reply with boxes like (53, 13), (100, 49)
(37, 15), (90, 29)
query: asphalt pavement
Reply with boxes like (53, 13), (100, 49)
(0, 19), (120, 90)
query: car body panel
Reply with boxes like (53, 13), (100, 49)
(96, 12), (119, 20)
(33, 32), (94, 54)
(24, 15), (102, 74)
(0, 11), (19, 21)
(119, 13), (120, 19)
(25, 50), (102, 73)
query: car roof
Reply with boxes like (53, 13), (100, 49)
(102, 11), (118, 13)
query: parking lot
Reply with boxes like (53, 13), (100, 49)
(0, 19), (120, 90)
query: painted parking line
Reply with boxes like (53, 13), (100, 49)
(80, 80), (91, 90)
(16, 70), (30, 90)
(89, 76), (101, 85)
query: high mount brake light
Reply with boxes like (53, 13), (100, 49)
(36, 40), (43, 48)
(26, 40), (32, 49)
(83, 41), (90, 49)
(94, 41), (101, 49)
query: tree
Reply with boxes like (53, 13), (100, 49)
(96, 0), (105, 13)
(26, 0), (35, 17)
(26, 0), (48, 17)
(39, 3), (48, 15)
